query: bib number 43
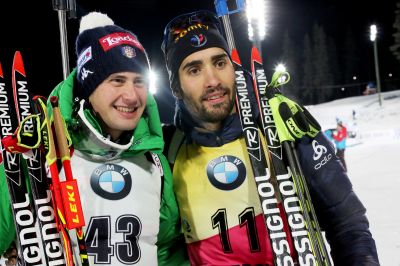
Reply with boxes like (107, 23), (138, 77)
(85, 215), (142, 264)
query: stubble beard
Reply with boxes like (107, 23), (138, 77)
(184, 85), (236, 124)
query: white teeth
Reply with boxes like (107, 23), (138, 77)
(116, 106), (135, 113)
(208, 95), (221, 100)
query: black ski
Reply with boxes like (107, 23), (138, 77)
(214, 1), (331, 264)
(0, 54), (44, 265)
(231, 49), (294, 265)
(0, 51), (67, 265)
(251, 46), (331, 265)
(11, 51), (66, 266)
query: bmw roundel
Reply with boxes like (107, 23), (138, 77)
(90, 164), (132, 200)
(206, 155), (246, 190)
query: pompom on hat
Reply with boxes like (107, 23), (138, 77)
(75, 12), (150, 99)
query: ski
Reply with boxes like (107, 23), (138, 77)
(214, 1), (332, 264)
(231, 49), (294, 264)
(251, 46), (331, 265)
(0, 55), (44, 265)
(12, 51), (67, 266)
(213, 1), (294, 263)
(1, 52), (88, 265)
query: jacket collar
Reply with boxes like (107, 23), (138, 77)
(174, 99), (243, 147)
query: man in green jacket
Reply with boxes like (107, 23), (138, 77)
(0, 11), (186, 266)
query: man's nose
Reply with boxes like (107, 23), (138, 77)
(204, 67), (222, 88)
(122, 84), (140, 103)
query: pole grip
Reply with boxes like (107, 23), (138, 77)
(52, 0), (76, 14)
(52, 0), (68, 11)
(67, 0), (77, 19)
(50, 96), (71, 163)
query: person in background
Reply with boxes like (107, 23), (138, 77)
(0, 11), (186, 266)
(160, 9), (379, 265)
(323, 128), (336, 147)
(333, 120), (348, 172)
(363, 82), (377, 95)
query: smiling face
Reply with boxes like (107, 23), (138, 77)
(88, 71), (148, 140)
(177, 47), (236, 131)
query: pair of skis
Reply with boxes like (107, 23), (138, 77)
(215, 0), (331, 265)
(0, 51), (64, 266)
(0, 51), (88, 265)
(250, 47), (330, 265)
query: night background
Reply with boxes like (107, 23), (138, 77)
(1, 0), (399, 123)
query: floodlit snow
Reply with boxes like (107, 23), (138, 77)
(1, 90), (399, 265)
(308, 90), (400, 266)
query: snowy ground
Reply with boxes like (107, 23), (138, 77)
(2, 91), (399, 265)
(308, 90), (400, 266)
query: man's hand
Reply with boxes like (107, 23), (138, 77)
(265, 70), (321, 142)
(273, 94), (321, 140)
(1, 114), (41, 154)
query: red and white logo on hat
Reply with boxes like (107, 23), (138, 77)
(100, 32), (144, 52)
(77, 46), (92, 72)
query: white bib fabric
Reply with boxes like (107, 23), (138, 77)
(60, 151), (161, 266)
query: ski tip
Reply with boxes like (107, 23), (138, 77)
(12, 51), (26, 76)
(251, 46), (262, 63)
(230, 49), (241, 64)
(13, 50), (22, 59)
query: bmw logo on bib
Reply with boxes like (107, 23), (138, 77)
(206, 155), (246, 190)
(91, 164), (132, 200)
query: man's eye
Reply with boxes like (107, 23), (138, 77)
(134, 78), (145, 84)
(216, 60), (226, 68)
(134, 78), (148, 88)
(188, 68), (200, 75)
(111, 78), (125, 84)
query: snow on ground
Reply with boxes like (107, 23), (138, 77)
(309, 90), (400, 266)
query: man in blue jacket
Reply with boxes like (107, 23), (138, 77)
(161, 10), (379, 265)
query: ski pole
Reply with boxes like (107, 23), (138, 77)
(52, 0), (76, 79)
(269, 88), (332, 265)
(251, 46), (324, 264)
(265, 70), (333, 265)
(50, 96), (89, 266)
(33, 96), (77, 266)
